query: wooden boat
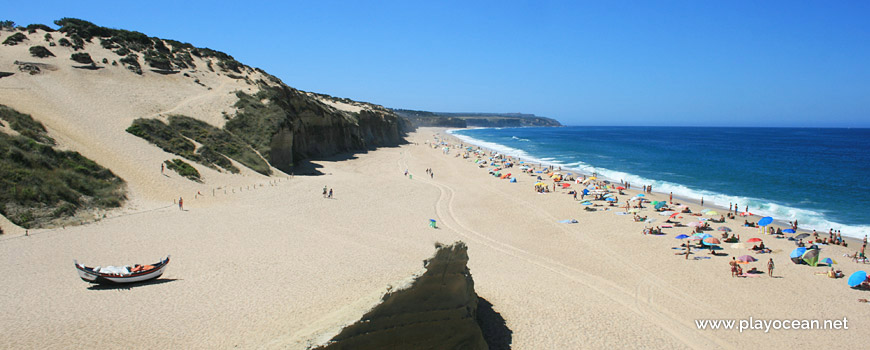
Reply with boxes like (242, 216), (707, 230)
(74, 256), (170, 284)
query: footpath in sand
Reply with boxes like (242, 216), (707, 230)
(1, 127), (868, 349)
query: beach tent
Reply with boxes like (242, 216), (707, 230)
(802, 249), (820, 266)
(510, 178), (517, 183)
(790, 247), (807, 264)
(821, 258), (837, 265)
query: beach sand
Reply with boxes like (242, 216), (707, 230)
(1, 127), (869, 349)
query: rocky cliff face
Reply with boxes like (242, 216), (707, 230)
(265, 87), (410, 173)
(317, 242), (487, 350)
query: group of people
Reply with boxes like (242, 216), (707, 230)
(730, 257), (775, 277)
(322, 186), (333, 199)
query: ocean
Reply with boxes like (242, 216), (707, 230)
(448, 126), (870, 239)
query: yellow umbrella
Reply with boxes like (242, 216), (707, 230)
(534, 182), (546, 186)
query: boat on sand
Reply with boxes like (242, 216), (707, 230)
(74, 256), (170, 284)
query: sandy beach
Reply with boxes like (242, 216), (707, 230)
(0, 126), (867, 348)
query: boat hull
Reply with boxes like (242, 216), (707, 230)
(75, 256), (170, 284)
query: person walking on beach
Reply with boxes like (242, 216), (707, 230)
(328, 188), (333, 199)
(669, 192), (673, 204)
(161, 163), (164, 174)
(701, 197), (704, 206)
(730, 257), (738, 277)
(323, 186), (327, 198)
(178, 197), (183, 211)
(685, 243), (691, 260)
(767, 258), (775, 277)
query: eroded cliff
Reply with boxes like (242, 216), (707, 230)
(317, 242), (488, 350)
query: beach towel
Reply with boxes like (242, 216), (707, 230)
(615, 212), (629, 215)
(660, 225), (673, 228)
(693, 257), (711, 260)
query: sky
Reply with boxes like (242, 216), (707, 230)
(5, 1), (870, 127)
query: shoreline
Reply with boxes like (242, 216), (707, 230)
(446, 127), (868, 241)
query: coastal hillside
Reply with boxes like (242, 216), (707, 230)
(393, 108), (562, 128)
(0, 19), (411, 228)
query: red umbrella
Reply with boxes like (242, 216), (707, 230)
(669, 212), (680, 219)
(616, 186), (626, 190)
(746, 238), (762, 243)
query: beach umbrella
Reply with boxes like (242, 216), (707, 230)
(821, 258), (837, 265)
(605, 197), (616, 202)
(702, 237), (721, 246)
(758, 217), (773, 227)
(790, 247), (807, 258)
(603, 193), (614, 198)
(655, 201), (667, 210)
(783, 229), (796, 233)
(802, 249), (820, 266)
(659, 211), (675, 216)
(746, 238), (762, 243)
(637, 194), (645, 197)
(669, 212), (681, 219)
(616, 186), (625, 190)
(675, 234), (690, 239)
(795, 233), (810, 240)
(848, 271), (868, 288)
(737, 255), (757, 263)
(706, 211), (719, 216)
(534, 182), (546, 186)
(688, 221), (704, 228)
(717, 226), (732, 232)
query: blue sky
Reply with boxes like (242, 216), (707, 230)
(6, 1), (870, 127)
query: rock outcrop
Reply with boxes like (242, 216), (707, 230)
(317, 242), (487, 350)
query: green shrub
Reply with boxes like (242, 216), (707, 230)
(0, 106), (125, 228)
(29, 46), (55, 58)
(144, 49), (171, 70)
(2, 32), (27, 46)
(25, 24), (54, 33)
(114, 47), (130, 56)
(126, 115), (273, 175)
(70, 52), (93, 64)
(0, 105), (55, 145)
(44, 33), (52, 41)
(119, 53), (141, 74)
(164, 159), (201, 182)
(58, 37), (71, 47)
(69, 34), (84, 50)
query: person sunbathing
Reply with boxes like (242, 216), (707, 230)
(682, 208), (691, 213)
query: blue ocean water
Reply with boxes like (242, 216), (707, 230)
(449, 126), (870, 239)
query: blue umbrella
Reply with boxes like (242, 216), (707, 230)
(637, 194), (645, 197)
(582, 189), (589, 195)
(675, 234), (690, 239)
(790, 247), (807, 258)
(820, 258), (835, 265)
(847, 271), (867, 288)
(605, 197), (616, 202)
(783, 229), (796, 233)
(758, 217), (773, 227)
(655, 201), (667, 210)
